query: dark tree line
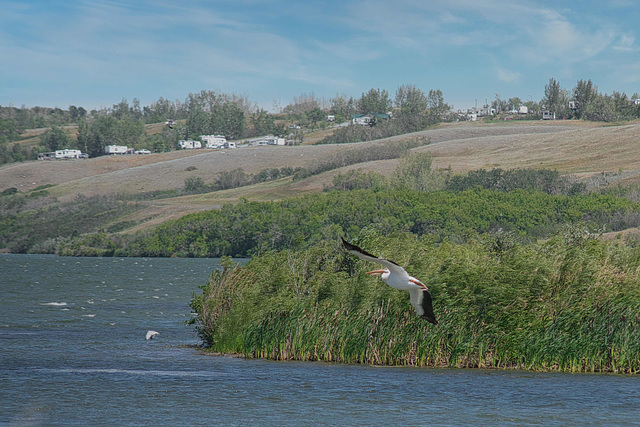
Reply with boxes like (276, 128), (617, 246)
(541, 78), (640, 121)
(2, 77), (640, 165)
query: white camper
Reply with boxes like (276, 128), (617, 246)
(55, 149), (83, 159)
(201, 135), (227, 149)
(178, 140), (202, 149)
(542, 110), (556, 120)
(105, 145), (128, 155)
(265, 136), (285, 146)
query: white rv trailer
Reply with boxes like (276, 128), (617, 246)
(178, 140), (202, 149)
(105, 145), (128, 154)
(200, 135), (227, 149)
(55, 149), (83, 159)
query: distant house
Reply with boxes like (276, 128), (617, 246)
(352, 113), (391, 126)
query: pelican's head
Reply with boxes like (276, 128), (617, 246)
(366, 269), (390, 280)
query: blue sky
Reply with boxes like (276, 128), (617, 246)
(1, 0), (639, 112)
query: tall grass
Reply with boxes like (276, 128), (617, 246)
(191, 228), (640, 373)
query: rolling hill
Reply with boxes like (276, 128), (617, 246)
(2, 119), (640, 234)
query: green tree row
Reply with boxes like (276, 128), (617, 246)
(542, 78), (640, 121)
(125, 186), (640, 258)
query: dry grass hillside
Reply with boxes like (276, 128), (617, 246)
(3, 119), (640, 232)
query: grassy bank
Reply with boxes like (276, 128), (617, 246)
(191, 229), (640, 373)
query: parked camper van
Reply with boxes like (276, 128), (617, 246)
(55, 149), (83, 159)
(105, 145), (128, 155)
(201, 135), (227, 149)
(178, 140), (201, 149)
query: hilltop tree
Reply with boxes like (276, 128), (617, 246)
(582, 93), (616, 122)
(40, 125), (70, 151)
(612, 91), (636, 120)
(508, 97), (523, 111)
(68, 105), (87, 122)
(358, 88), (392, 114)
(77, 115), (144, 157)
(572, 79), (598, 119)
(307, 107), (325, 125)
(185, 91), (249, 139)
(211, 101), (245, 139)
(250, 108), (276, 136)
(395, 84), (427, 117)
(394, 84), (429, 130)
(329, 94), (356, 122)
(492, 94), (508, 114)
(427, 89), (450, 120)
(543, 78), (569, 118)
(283, 93), (321, 117)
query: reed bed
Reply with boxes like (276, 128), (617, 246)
(191, 229), (640, 373)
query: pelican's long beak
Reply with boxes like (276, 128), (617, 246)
(366, 270), (386, 276)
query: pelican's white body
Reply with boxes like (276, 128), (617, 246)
(342, 238), (437, 324)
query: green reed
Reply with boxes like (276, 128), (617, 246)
(192, 228), (640, 373)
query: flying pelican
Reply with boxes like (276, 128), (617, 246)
(145, 330), (160, 340)
(342, 238), (438, 324)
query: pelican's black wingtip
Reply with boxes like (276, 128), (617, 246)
(422, 315), (438, 325)
(341, 237), (354, 250)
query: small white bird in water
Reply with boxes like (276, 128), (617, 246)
(342, 238), (438, 324)
(146, 330), (160, 340)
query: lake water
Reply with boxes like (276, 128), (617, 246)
(2, 254), (640, 426)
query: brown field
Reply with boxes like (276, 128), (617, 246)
(3, 119), (640, 232)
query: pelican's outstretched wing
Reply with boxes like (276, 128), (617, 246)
(341, 238), (407, 276)
(409, 287), (438, 325)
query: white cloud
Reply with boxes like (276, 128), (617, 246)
(613, 34), (639, 52)
(496, 67), (521, 84)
